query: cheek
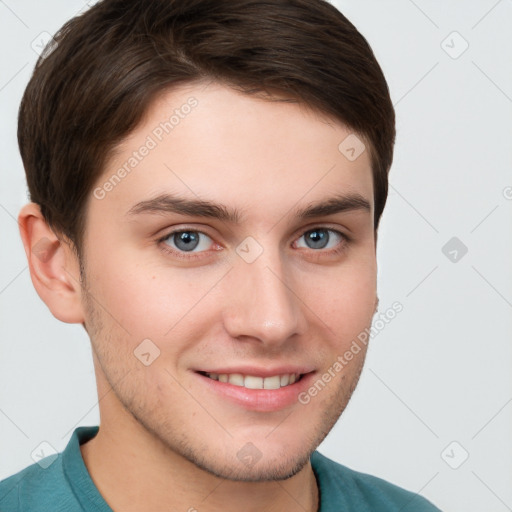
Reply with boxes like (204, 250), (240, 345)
(85, 249), (223, 346)
(303, 257), (377, 341)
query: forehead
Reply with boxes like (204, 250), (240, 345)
(89, 81), (374, 224)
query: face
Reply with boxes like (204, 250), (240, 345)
(79, 81), (377, 481)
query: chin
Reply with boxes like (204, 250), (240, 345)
(192, 448), (313, 482)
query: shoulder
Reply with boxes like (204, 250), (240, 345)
(0, 426), (102, 512)
(0, 454), (76, 512)
(311, 451), (442, 511)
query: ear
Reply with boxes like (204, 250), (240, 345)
(18, 202), (85, 324)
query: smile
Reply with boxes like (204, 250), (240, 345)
(200, 371), (302, 390)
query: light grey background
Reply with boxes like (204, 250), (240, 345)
(1, 1), (511, 511)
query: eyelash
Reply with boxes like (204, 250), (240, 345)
(156, 226), (350, 261)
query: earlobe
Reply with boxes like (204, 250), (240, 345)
(18, 202), (85, 324)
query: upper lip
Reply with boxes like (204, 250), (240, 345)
(195, 365), (315, 378)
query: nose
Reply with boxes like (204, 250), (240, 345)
(221, 246), (307, 347)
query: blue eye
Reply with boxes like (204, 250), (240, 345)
(161, 230), (213, 253)
(295, 228), (345, 250)
(157, 226), (348, 261)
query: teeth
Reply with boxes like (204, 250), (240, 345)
(263, 375), (281, 390)
(244, 375), (264, 389)
(205, 372), (300, 389)
(228, 373), (244, 386)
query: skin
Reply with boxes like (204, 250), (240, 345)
(19, 80), (378, 512)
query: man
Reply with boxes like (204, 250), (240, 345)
(0, 0), (441, 510)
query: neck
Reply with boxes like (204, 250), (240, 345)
(80, 392), (319, 512)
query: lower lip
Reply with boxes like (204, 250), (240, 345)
(195, 371), (316, 412)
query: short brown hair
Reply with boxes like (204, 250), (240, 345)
(18, 0), (395, 259)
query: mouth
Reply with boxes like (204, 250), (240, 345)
(197, 371), (304, 390)
(194, 368), (315, 412)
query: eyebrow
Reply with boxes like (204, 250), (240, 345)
(126, 192), (371, 222)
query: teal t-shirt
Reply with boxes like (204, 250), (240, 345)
(0, 426), (441, 511)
